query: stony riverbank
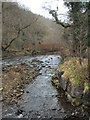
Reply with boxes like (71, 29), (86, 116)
(2, 49), (62, 60)
(2, 63), (39, 106)
(2, 55), (76, 119)
(51, 57), (90, 119)
(2, 55), (90, 119)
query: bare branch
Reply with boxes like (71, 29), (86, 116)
(42, 5), (71, 28)
(49, 10), (71, 28)
(3, 17), (38, 51)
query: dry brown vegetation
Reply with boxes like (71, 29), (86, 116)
(2, 64), (39, 106)
(58, 57), (89, 86)
(2, 2), (70, 57)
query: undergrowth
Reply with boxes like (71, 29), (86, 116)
(58, 57), (89, 87)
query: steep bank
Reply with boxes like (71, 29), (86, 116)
(52, 57), (90, 119)
(2, 2), (71, 58)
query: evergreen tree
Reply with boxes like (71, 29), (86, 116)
(49, 2), (88, 65)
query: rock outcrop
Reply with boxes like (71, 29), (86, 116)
(58, 70), (68, 91)
(52, 70), (90, 106)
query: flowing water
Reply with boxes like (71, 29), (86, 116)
(2, 55), (75, 119)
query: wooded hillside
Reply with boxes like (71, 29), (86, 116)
(2, 2), (70, 54)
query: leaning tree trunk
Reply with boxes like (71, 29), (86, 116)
(88, 2), (90, 80)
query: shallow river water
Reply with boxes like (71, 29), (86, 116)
(2, 55), (75, 119)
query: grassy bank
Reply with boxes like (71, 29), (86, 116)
(52, 57), (89, 107)
(58, 57), (89, 88)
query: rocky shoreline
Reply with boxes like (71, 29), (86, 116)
(2, 63), (39, 106)
(1, 55), (90, 119)
(51, 70), (90, 119)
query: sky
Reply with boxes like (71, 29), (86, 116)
(15, 0), (69, 21)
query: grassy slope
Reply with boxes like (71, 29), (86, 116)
(58, 57), (89, 92)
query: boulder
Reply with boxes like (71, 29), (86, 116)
(67, 82), (83, 98)
(65, 92), (82, 106)
(58, 70), (68, 91)
(52, 69), (89, 106)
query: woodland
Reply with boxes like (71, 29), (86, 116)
(1, 1), (90, 120)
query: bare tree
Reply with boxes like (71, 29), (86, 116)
(2, 17), (38, 51)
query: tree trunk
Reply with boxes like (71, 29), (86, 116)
(2, 18), (38, 51)
(79, 40), (82, 65)
(88, 2), (90, 80)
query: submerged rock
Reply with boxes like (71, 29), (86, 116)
(51, 73), (58, 80)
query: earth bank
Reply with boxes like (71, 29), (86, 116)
(51, 57), (90, 118)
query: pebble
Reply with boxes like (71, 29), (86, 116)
(26, 91), (29, 93)
(52, 108), (56, 110)
(71, 112), (75, 116)
(37, 116), (41, 118)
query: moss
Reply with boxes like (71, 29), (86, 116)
(65, 92), (82, 106)
(75, 98), (82, 106)
(50, 70), (55, 74)
(51, 79), (59, 84)
(51, 72), (60, 87)
(21, 61), (25, 65)
(58, 57), (89, 86)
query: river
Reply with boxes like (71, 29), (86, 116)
(2, 55), (75, 119)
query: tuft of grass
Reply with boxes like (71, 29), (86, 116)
(58, 57), (89, 86)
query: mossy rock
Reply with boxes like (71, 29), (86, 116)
(75, 98), (82, 106)
(65, 92), (75, 103)
(67, 82), (83, 98)
(21, 61), (25, 65)
(51, 78), (61, 88)
(29, 52), (32, 56)
(51, 79), (59, 84)
(0, 88), (3, 94)
(65, 92), (82, 106)
(51, 73), (58, 80)
(56, 83), (61, 89)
